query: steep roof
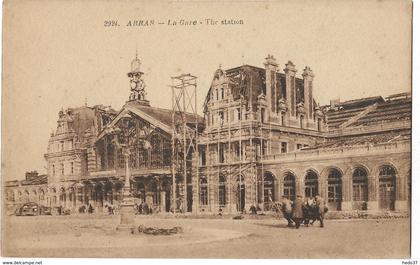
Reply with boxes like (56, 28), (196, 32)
(204, 64), (305, 113)
(97, 100), (204, 139)
(127, 101), (204, 128)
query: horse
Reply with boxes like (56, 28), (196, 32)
(271, 199), (294, 227)
(303, 197), (328, 227)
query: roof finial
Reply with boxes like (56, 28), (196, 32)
(84, 97), (88, 107)
(219, 63), (222, 69)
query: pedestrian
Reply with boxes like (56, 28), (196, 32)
(292, 195), (304, 229)
(315, 195), (327, 228)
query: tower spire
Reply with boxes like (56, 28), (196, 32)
(127, 51), (149, 105)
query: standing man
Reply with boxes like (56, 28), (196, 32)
(292, 195), (304, 229)
(315, 195), (327, 228)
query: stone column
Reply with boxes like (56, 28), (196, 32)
(341, 172), (352, 211)
(367, 170), (379, 211)
(395, 172), (408, 212)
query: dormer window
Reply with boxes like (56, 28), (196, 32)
(221, 88), (224, 99)
(215, 89), (219, 100)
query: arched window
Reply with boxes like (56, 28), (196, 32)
(218, 175), (226, 206)
(283, 173), (296, 200)
(305, 170), (319, 197)
(327, 168), (342, 211)
(200, 177), (208, 206)
(263, 172), (276, 207)
(353, 167), (368, 202)
(379, 165), (396, 210)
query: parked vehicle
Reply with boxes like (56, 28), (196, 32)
(14, 202), (52, 216)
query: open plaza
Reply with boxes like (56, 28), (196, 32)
(3, 214), (410, 258)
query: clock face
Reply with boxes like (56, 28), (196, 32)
(130, 80), (137, 89)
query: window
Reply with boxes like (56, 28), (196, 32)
(200, 150), (206, 166)
(218, 144), (225, 163)
(234, 142), (241, 158)
(215, 89), (219, 100)
(61, 163), (64, 175)
(283, 173), (296, 200)
(299, 115), (304, 128)
(52, 164), (55, 176)
(281, 142), (288, 153)
(237, 108), (242, 121)
(260, 108), (265, 122)
(219, 111), (224, 125)
(211, 114), (214, 125)
(297, 144), (302, 150)
(60, 141), (64, 151)
(70, 162), (74, 174)
(218, 176), (226, 206)
(221, 88), (224, 99)
(352, 168), (368, 202)
(69, 140), (73, 149)
(281, 112), (286, 126)
(317, 118), (322, 131)
(200, 177), (208, 206)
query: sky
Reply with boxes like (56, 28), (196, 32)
(2, 0), (412, 180)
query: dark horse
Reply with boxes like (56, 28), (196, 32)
(303, 198), (328, 227)
(271, 199), (294, 227)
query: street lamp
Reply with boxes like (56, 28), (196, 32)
(105, 121), (136, 232)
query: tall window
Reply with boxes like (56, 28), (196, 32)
(317, 118), (322, 131)
(260, 108), (265, 122)
(327, 168), (342, 211)
(283, 173), (296, 200)
(52, 164), (55, 176)
(61, 163), (64, 175)
(70, 162), (74, 174)
(218, 175), (226, 206)
(60, 141), (64, 151)
(215, 89), (219, 100)
(281, 142), (288, 153)
(221, 88), (224, 99)
(200, 177), (208, 206)
(352, 168), (368, 201)
(299, 115), (304, 128)
(281, 112), (286, 126)
(219, 111), (224, 125)
(218, 144), (225, 163)
(237, 108), (242, 121)
(234, 142), (241, 159)
(200, 149), (206, 166)
(305, 170), (319, 197)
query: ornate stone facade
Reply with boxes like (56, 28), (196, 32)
(5, 55), (411, 215)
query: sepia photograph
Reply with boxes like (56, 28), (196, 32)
(1, 0), (414, 261)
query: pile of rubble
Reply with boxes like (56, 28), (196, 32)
(137, 225), (183, 235)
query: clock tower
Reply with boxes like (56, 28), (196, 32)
(127, 52), (149, 105)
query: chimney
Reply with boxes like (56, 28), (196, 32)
(284, 61), (297, 116)
(264, 55), (278, 116)
(302, 66), (315, 119)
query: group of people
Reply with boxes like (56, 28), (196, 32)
(273, 194), (328, 229)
